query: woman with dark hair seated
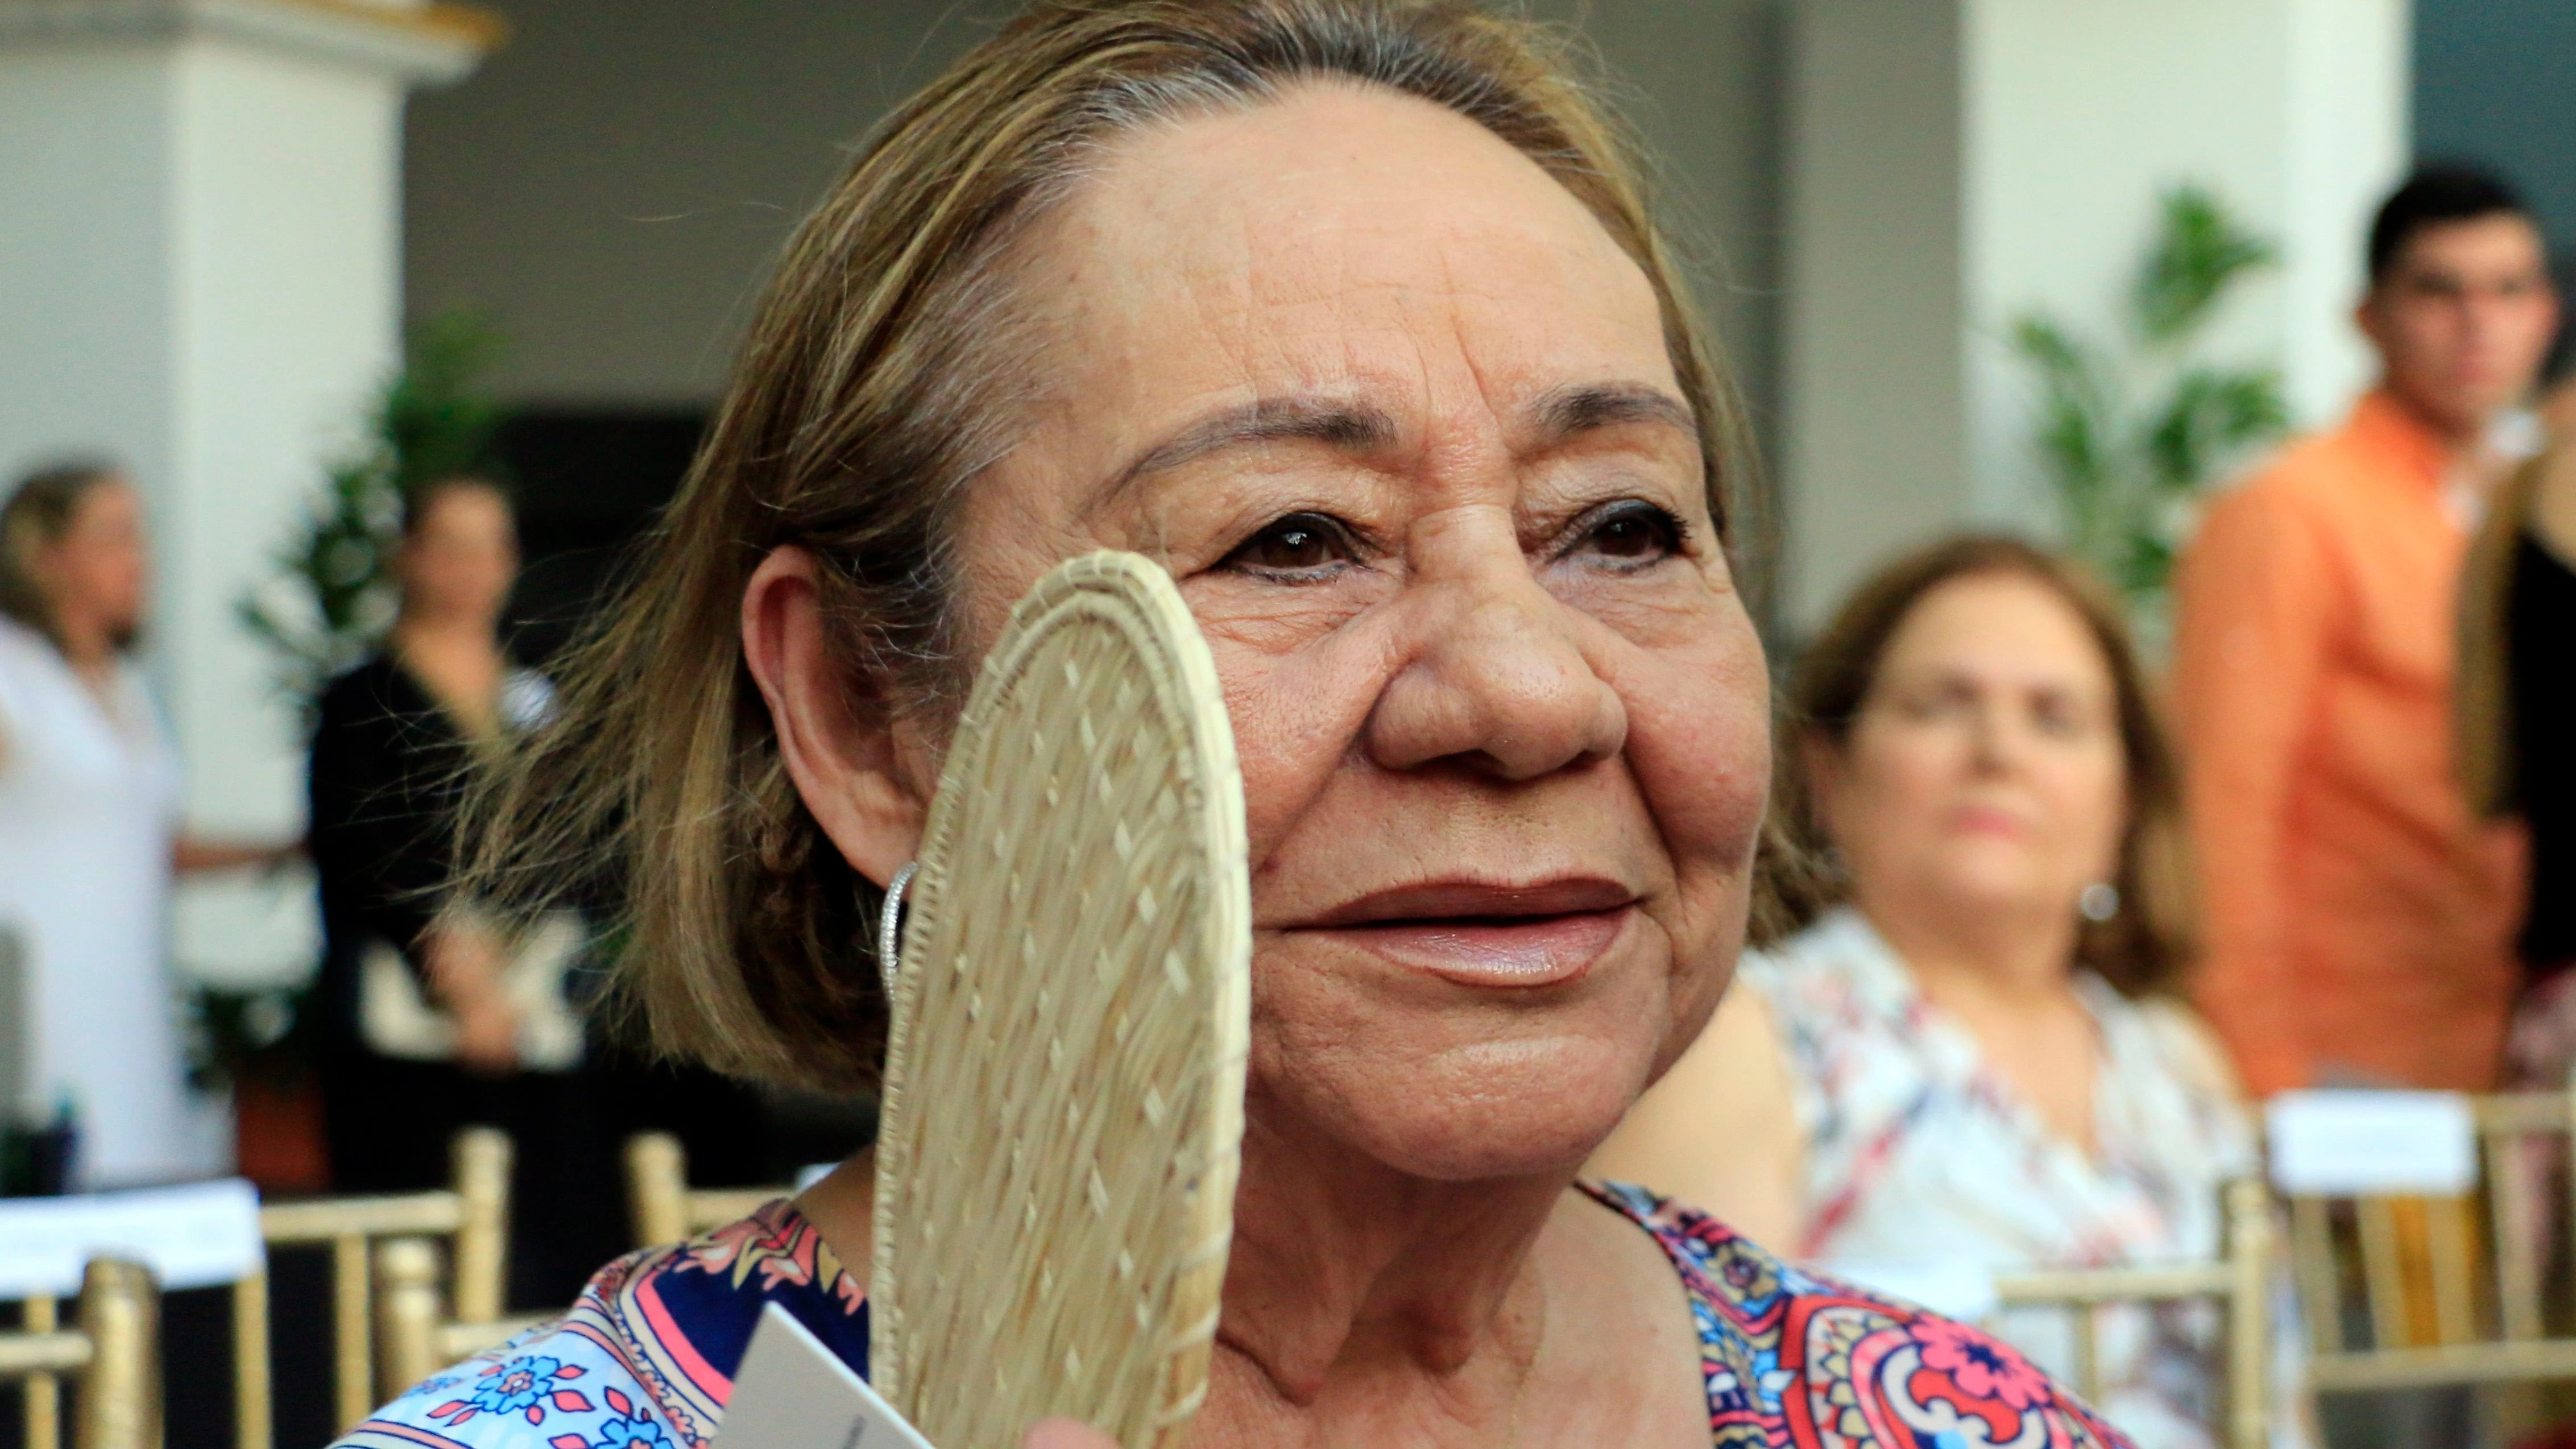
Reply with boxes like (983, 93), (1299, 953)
(337, 5), (2132, 1447)
(1599, 537), (2255, 1448)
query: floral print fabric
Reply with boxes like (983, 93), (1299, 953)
(1740, 908), (2260, 1448)
(342, 1190), (2126, 1449)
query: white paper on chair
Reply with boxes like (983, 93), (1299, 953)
(2265, 1090), (2478, 1196)
(716, 1302), (934, 1449)
(0, 1178), (262, 1298)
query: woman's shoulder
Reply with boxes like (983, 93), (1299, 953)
(1736, 909), (1917, 1042)
(341, 1200), (868, 1449)
(2082, 978), (2250, 1107)
(1584, 1182), (2133, 1446)
(338, 1319), (673, 1449)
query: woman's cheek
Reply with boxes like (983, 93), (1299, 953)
(1620, 644), (1765, 1065)
(1618, 638), (1770, 875)
(1204, 632), (1376, 865)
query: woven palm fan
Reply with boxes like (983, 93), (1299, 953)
(871, 552), (1251, 1449)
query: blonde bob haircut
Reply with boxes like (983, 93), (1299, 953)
(467, 0), (1757, 1092)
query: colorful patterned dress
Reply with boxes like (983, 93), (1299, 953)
(338, 1190), (2128, 1449)
(1739, 908), (2262, 1449)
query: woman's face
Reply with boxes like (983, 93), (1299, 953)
(40, 478), (149, 649)
(399, 485), (517, 628)
(1812, 571), (2126, 940)
(950, 86), (1771, 1180)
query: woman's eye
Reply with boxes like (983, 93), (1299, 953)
(1221, 512), (1356, 577)
(1571, 502), (1685, 565)
(2031, 695), (2099, 739)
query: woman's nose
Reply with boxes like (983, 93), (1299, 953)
(1966, 700), (2028, 774)
(1361, 564), (1627, 781)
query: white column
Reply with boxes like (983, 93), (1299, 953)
(0, 1), (490, 989)
(1781, 0), (2411, 631)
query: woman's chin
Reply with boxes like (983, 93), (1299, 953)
(1904, 863), (2072, 924)
(1264, 1032), (1651, 1185)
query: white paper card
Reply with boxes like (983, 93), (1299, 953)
(2266, 1090), (2478, 1196)
(717, 1302), (934, 1449)
(0, 1179), (263, 1298)
(1815, 1259), (2001, 1322)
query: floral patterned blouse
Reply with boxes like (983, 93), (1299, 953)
(1740, 908), (2262, 1449)
(338, 1191), (2128, 1449)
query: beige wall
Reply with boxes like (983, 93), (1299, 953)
(1778, 0), (1966, 630)
(401, 0), (1787, 471)
(404, 0), (997, 404)
(1777, 0), (2408, 633)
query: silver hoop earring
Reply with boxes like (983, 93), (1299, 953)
(877, 860), (918, 996)
(2078, 881), (2121, 923)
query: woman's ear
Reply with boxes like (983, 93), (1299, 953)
(741, 545), (929, 889)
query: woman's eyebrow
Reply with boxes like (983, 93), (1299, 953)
(1523, 381), (1699, 445)
(1085, 382), (1693, 516)
(1091, 397), (1398, 512)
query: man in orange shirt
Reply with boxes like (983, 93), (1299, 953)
(2176, 168), (2557, 1095)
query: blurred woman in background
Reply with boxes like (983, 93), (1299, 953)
(0, 461), (288, 1188)
(309, 475), (609, 1298)
(1596, 536), (2255, 1448)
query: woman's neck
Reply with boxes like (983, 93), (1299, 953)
(49, 611), (121, 695)
(793, 1102), (1697, 1443)
(1854, 889), (2103, 1154)
(1854, 887), (2075, 1005)
(391, 612), (504, 734)
(391, 609), (498, 654)
(1213, 1111), (1566, 1403)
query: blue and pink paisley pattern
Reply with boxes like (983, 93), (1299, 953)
(337, 1191), (2127, 1449)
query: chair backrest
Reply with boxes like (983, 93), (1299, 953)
(2284, 1090), (2576, 1393)
(238, 1126), (514, 1443)
(623, 1133), (792, 1249)
(372, 1239), (553, 1394)
(1989, 1177), (2272, 1449)
(1, 1257), (161, 1449)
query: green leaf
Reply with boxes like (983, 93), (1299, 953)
(2145, 367), (2288, 490)
(2134, 184), (2277, 344)
(2010, 181), (2284, 630)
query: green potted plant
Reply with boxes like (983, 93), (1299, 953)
(2012, 185), (2290, 645)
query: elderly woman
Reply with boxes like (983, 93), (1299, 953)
(1596, 538), (2256, 1448)
(344, 5), (2126, 1448)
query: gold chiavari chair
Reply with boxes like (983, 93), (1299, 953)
(2289, 1091), (2576, 1400)
(372, 1236), (552, 1400)
(237, 1127), (535, 1443)
(3, 1258), (161, 1449)
(1989, 1179), (2274, 1449)
(622, 1133), (794, 1249)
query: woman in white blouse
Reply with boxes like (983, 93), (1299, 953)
(1596, 536), (2257, 1448)
(0, 462), (289, 1186)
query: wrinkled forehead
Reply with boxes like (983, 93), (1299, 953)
(1014, 83), (1675, 430)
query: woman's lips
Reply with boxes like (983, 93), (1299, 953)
(1293, 878), (1637, 989)
(1950, 805), (2029, 840)
(1319, 909), (1633, 987)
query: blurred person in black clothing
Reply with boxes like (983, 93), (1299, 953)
(2462, 419), (2576, 1087)
(308, 476), (615, 1302)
